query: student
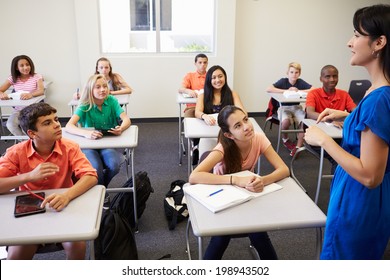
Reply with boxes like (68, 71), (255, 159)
(304, 4), (390, 259)
(66, 74), (131, 187)
(73, 57), (133, 99)
(306, 65), (356, 121)
(194, 65), (245, 165)
(189, 105), (289, 259)
(297, 65), (356, 171)
(0, 102), (98, 259)
(0, 55), (44, 136)
(266, 62), (313, 156)
(178, 53), (208, 118)
(178, 54), (208, 165)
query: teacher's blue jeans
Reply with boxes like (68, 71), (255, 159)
(203, 232), (278, 260)
(82, 148), (123, 187)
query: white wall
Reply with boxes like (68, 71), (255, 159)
(234, 0), (375, 113)
(0, 0), (379, 118)
(0, 0), (80, 117)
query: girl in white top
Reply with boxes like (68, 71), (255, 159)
(0, 55), (44, 135)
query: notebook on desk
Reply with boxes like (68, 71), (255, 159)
(283, 90), (307, 99)
(184, 171), (283, 213)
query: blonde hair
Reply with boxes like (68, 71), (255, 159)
(287, 62), (302, 74)
(79, 74), (108, 112)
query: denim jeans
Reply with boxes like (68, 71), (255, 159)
(203, 232), (278, 260)
(82, 148), (123, 187)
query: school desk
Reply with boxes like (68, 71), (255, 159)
(177, 93), (197, 165)
(62, 125), (140, 229)
(184, 176), (327, 260)
(0, 185), (105, 246)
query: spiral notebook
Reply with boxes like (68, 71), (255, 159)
(184, 171), (283, 213)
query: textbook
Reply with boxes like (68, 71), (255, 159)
(184, 171), (283, 213)
(283, 90), (307, 99)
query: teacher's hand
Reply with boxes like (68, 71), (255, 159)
(304, 126), (330, 147)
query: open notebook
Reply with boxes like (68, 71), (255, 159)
(184, 170), (283, 213)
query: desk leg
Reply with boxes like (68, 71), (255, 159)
(179, 104), (182, 165)
(89, 240), (95, 260)
(185, 218), (192, 260)
(276, 104), (283, 153)
(187, 137), (192, 178)
(314, 148), (325, 204)
(0, 107), (4, 135)
(131, 147), (138, 232)
(198, 237), (203, 260)
(315, 227), (323, 259)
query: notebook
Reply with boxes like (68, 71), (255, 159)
(184, 171), (283, 213)
(283, 90), (307, 99)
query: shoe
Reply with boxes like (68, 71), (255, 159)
(283, 139), (296, 151)
(290, 147), (300, 158)
(192, 148), (199, 166)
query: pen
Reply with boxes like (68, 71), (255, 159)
(208, 188), (224, 197)
(24, 186), (45, 201)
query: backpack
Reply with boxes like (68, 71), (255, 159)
(94, 208), (138, 260)
(265, 98), (279, 119)
(110, 171), (154, 229)
(164, 179), (189, 230)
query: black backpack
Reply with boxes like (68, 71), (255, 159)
(94, 208), (138, 260)
(110, 171), (154, 229)
(164, 180), (189, 230)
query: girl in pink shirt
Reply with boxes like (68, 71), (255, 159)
(0, 55), (44, 135)
(189, 105), (289, 259)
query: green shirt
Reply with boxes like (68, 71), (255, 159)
(75, 95), (124, 130)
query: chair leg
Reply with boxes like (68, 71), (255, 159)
(290, 146), (308, 193)
(249, 244), (261, 260)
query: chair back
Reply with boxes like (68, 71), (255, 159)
(348, 80), (371, 105)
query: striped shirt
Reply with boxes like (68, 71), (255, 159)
(8, 73), (43, 93)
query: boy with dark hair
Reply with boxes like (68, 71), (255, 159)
(179, 53), (208, 118)
(179, 53), (209, 164)
(0, 102), (97, 259)
(302, 65), (356, 172)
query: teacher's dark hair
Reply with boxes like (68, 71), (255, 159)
(353, 4), (390, 82)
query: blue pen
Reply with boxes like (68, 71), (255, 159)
(208, 188), (224, 197)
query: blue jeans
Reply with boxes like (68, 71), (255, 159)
(203, 232), (278, 260)
(82, 149), (123, 187)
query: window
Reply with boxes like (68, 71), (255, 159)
(99, 0), (215, 53)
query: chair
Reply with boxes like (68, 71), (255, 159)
(348, 80), (371, 105)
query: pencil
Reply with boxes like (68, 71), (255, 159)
(24, 186), (45, 201)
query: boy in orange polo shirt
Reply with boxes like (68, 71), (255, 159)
(179, 54), (208, 164)
(179, 53), (208, 118)
(0, 102), (97, 259)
